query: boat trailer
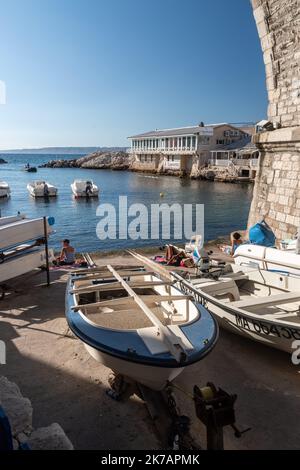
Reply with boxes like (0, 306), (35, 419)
(106, 373), (250, 450)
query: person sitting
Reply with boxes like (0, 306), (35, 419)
(85, 181), (93, 196)
(231, 232), (243, 255)
(55, 239), (75, 265)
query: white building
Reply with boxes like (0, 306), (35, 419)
(128, 123), (250, 175)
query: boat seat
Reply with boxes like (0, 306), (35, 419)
(231, 292), (300, 309)
(195, 279), (240, 301)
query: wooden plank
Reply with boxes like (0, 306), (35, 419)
(70, 280), (174, 295)
(232, 292), (300, 309)
(71, 264), (143, 275)
(107, 265), (187, 363)
(71, 294), (193, 311)
(127, 250), (174, 282)
(72, 270), (154, 282)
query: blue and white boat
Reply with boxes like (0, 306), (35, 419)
(66, 263), (218, 391)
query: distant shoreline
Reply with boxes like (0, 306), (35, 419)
(0, 146), (127, 155)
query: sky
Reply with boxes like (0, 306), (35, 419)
(0, 0), (268, 150)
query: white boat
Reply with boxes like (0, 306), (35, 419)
(71, 180), (99, 198)
(0, 181), (11, 198)
(27, 181), (57, 198)
(172, 264), (300, 354)
(0, 246), (54, 283)
(65, 263), (218, 391)
(0, 216), (55, 251)
(234, 244), (300, 276)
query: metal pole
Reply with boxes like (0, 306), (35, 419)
(43, 216), (50, 286)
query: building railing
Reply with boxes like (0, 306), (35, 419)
(129, 148), (197, 154)
(210, 157), (259, 168)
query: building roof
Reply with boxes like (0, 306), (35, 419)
(128, 123), (245, 139)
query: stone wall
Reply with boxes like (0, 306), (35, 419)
(248, 0), (300, 239)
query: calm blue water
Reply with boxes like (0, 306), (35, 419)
(0, 154), (253, 252)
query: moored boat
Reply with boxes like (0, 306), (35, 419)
(27, 180), (58, 198)
(71, 180), (99, 198)
(23, 165), (37, 172)
(65, 263), (218, 390)
(0, 181), (11, 198)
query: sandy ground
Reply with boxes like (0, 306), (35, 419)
(1, 247), (300, 449)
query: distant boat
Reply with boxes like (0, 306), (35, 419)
(23, 165), (37, 173)
(71, 180), (99, 198)
(0, 181), (11, 198)
(27, 181), (58, 198)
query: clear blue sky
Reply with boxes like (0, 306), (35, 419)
(0, 0), (267, 149)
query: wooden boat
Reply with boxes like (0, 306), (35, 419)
(234, 244), (300, 276)
(0, 245), (54, 283)
(0, 216), (55, 251)
(172, 264), (300, 354)
(65, 263), (218, 391)
(71, 180), (99, 198)
(0, 181), (11, 198)
(27, 181), (58, 198)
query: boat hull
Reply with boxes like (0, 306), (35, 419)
(0, 247), (54, 283)
(207, 301), (299, 354)
(173, 273), (300, 354)
(84, 343), (184, 390)
(0, 217), (54, 251)
(66, 273), (218, 391)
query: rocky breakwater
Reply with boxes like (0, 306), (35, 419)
(40, 151), (133, 170)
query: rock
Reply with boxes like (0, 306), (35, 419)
(0, 376), (33, 435)
(40, 151), (132, 170)
(0, 158), (7, 164)
(25, 423), (73, 450)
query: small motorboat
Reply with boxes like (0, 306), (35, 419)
(23, 165), (37, 173)
(0, 181), (11, 198)
(172, 263), (300, 354)
(71, 180), (99, 198)
(234, 244), (300, 277)
(66, 262), (218, 391)
(27, 180), (58, 198)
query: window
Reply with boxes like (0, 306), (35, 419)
(187, 136), (191, 148)
(217, 139), (225, 145)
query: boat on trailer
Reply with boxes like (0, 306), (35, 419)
(65, 263), (218, 391)
(172, 264), (300, 354)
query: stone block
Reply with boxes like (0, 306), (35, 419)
(0, 376), (33, 436)
(25, 423), (73, 450)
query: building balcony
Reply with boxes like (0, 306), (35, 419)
(209, 158), (259, 168)
(129, 148), (197, 155)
